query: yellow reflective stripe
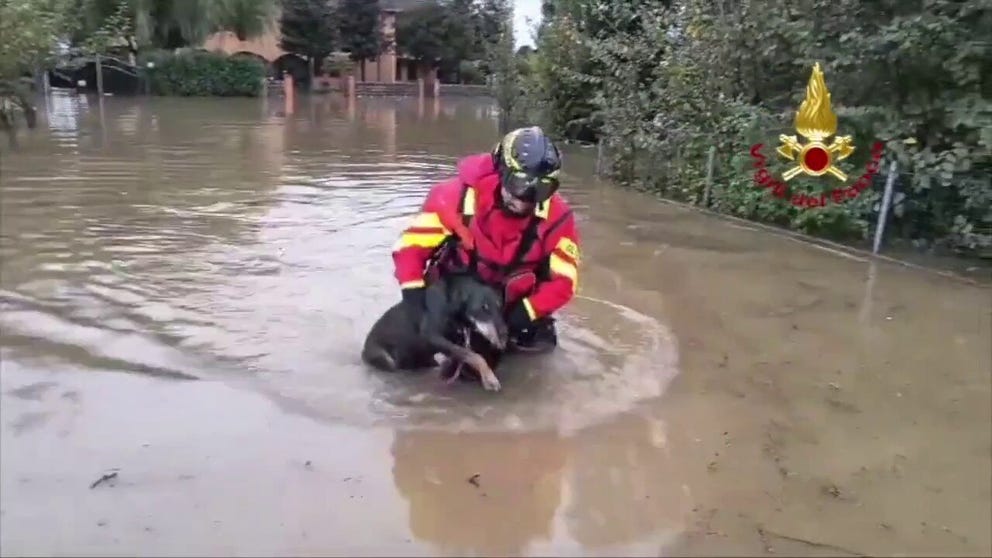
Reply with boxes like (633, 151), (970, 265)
(409, 212), (447, 230)
(501, 129), (524, 170)
(394, 232), (448, 250)
(400, 279), (425, 289)
(522, 297), (537, 320)
(534, 201), (550, 219)
(550, 253), (578, 290)
(555, 237), (580, 262)
(463, 187), (476, 216)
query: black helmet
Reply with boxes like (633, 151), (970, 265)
(493, 126), (562, 204)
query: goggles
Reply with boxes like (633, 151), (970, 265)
(500, 168), (560, 204)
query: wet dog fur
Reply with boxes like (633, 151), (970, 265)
(361, 272), (509, 391)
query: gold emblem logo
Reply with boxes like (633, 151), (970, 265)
(776, 63), (855, 182)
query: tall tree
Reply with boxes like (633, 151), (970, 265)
(1, 0), (76, 132)
(481, 0), (517, 132)
(76, 0), (277, 50)
(337, 0), (382, 81)
(279, 0), (338, 82)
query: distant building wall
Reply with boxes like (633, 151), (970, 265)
(201, 10), (429, 85)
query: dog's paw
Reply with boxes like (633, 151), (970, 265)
(481, 374), (501, 392)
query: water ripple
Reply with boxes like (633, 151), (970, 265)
(0, 91), (680, 434)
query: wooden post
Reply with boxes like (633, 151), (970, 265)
(95, 53), (104, 96)
(346, 75), (356, 98)
(417, 78), (424, 101)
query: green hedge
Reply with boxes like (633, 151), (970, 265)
(142, 50), (265, 97)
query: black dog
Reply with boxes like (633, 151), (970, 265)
(361, 273), (509, 391)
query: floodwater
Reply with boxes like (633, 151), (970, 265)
(0, 91), (989, 557)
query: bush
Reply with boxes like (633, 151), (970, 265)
(142, 49), (265, 97)
(458, 60), (485, 85)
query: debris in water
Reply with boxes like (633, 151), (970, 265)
(822, 484), (842, 498)
(468, 474), (480, 488)
(304, 460), (313, 469)
(90, 470), (119, 489)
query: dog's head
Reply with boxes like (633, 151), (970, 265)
(449, 274), (509, 350)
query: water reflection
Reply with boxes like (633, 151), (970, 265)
(2, 91), (680, 434)
(391, 428), (567, 556)
(564, 412), (692, 549)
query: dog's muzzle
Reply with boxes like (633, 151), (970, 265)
(471, 318), (508, 350)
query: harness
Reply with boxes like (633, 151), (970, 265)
(426, 183), (571, 286)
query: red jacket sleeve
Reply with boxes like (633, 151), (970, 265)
(391, 178), (463, 289)
(522, 210), (580, 319)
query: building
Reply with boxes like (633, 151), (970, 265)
(201, 0), (436, 86)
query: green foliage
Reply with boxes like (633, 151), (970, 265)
(0, 0), (75, 79)
(208, 0), (277, 42)
(478, 0), (519, 132)
(394, 0), (508, 84)
(0, 0), (76, 131)
(81, 0), (134, 55)
(75, 0), (277, 50)
(144, 50), (264, 97)
(524, 0), (991, 255)
(279, 0), (338, 75)
(458, 60), (484, 84)
(337, 0), (383, 68)
(395, 2), (457, 66)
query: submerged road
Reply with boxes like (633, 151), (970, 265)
(1, 92), (989, 556)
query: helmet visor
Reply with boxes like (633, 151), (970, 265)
(501, 169), (560, 204)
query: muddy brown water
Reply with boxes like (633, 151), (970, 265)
(1, 91), (989, 557)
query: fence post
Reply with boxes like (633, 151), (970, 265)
(872, 160), (899, 255)
(595, 140), (605, 177)
(95, 53), (104, 96)
(703, 145), (716, 207)
(283, 72), (295, 115)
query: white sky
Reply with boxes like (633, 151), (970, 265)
(514, 0), (542, 47)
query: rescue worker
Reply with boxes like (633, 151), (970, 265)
(391, 126), (581, 353)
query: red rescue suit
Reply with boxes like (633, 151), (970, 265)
(392, 153), (580, 321)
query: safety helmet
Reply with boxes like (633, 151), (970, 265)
(492, 126), (562, 204)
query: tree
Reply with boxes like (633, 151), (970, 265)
(279, 0), (338, 82)
(481, 0), (517, 133)
(209, 0), (278, 42)
(394, 3), (451, 67)
(337, 0), (382, 81)
(524, 0), (992, 255)
(0, 0), (75, 133)
(76, 0), (277, 51)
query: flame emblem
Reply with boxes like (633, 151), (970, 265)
(777, 63), (855, 182)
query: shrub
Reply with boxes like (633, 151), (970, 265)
(143, 49), (265, 97)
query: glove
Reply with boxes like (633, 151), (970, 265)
(401, 287), (426, 328)
(506, 300), (534, 332)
